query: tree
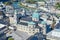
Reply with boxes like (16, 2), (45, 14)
(55, 2), (60, 10)
(4, 2), (12, 5)
(8, 37), (14, 40)
(26, 0), (37, 4)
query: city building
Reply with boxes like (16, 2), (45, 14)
(0, 24), (8, 40)
(0, 0), (60, 40)
(46, 29), (60, 40)
(5, 5), (14, 17)
(18, 8), (26, 16)
(37, 2), (45, 7)
(32, 12), (39, 21)
(9, 10), (17, 26)
(0, 2), (5, 10)
(9, 9), (57, 35)
(0, 11), (3, 19)
(9, 10), (45, 35)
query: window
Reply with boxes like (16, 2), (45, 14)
(33, 32), (34, 33)
(29, 29), (31, 31)
(33, 29), (35, 31)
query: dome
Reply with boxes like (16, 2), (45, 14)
(32, 13), (39, 19)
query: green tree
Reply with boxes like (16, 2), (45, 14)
(8, 37), (14, 40)
(4, 2), (12, 5)
(55, 2), (60, 10)
(26, 0), (37, 4)
(26, 0), (44, 4)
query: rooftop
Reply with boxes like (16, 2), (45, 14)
(41, 21), (46, 25)
(32, 12), (39, 18)
(28, 21), (35, 25)
(20, 16), (32, 21)
(47, 29), (60, 40)
(18, 22), (28, 26)
(0, 24), (6, 28)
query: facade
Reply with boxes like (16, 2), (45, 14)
(38, 21), (46, 35)
(17, 24), (39, 35)
(17, 17), (40, 35)
(9, 10), (17, 26)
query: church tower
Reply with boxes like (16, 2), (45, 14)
(9, 10), (17, 26)
(13, 10), (17, 26)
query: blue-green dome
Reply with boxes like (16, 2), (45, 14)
(32, 13), (39, 19)
(41, 21), (46, 25)
(28, 21), (35, 25)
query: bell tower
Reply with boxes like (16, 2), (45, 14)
(9, 10), (17, 26)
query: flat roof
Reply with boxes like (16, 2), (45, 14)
(0, 24), (6, 28)
(9, 26), (14, 30)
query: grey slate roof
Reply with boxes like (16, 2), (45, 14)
(18, 22), (28, 26)
(20, 16), (32, 21)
